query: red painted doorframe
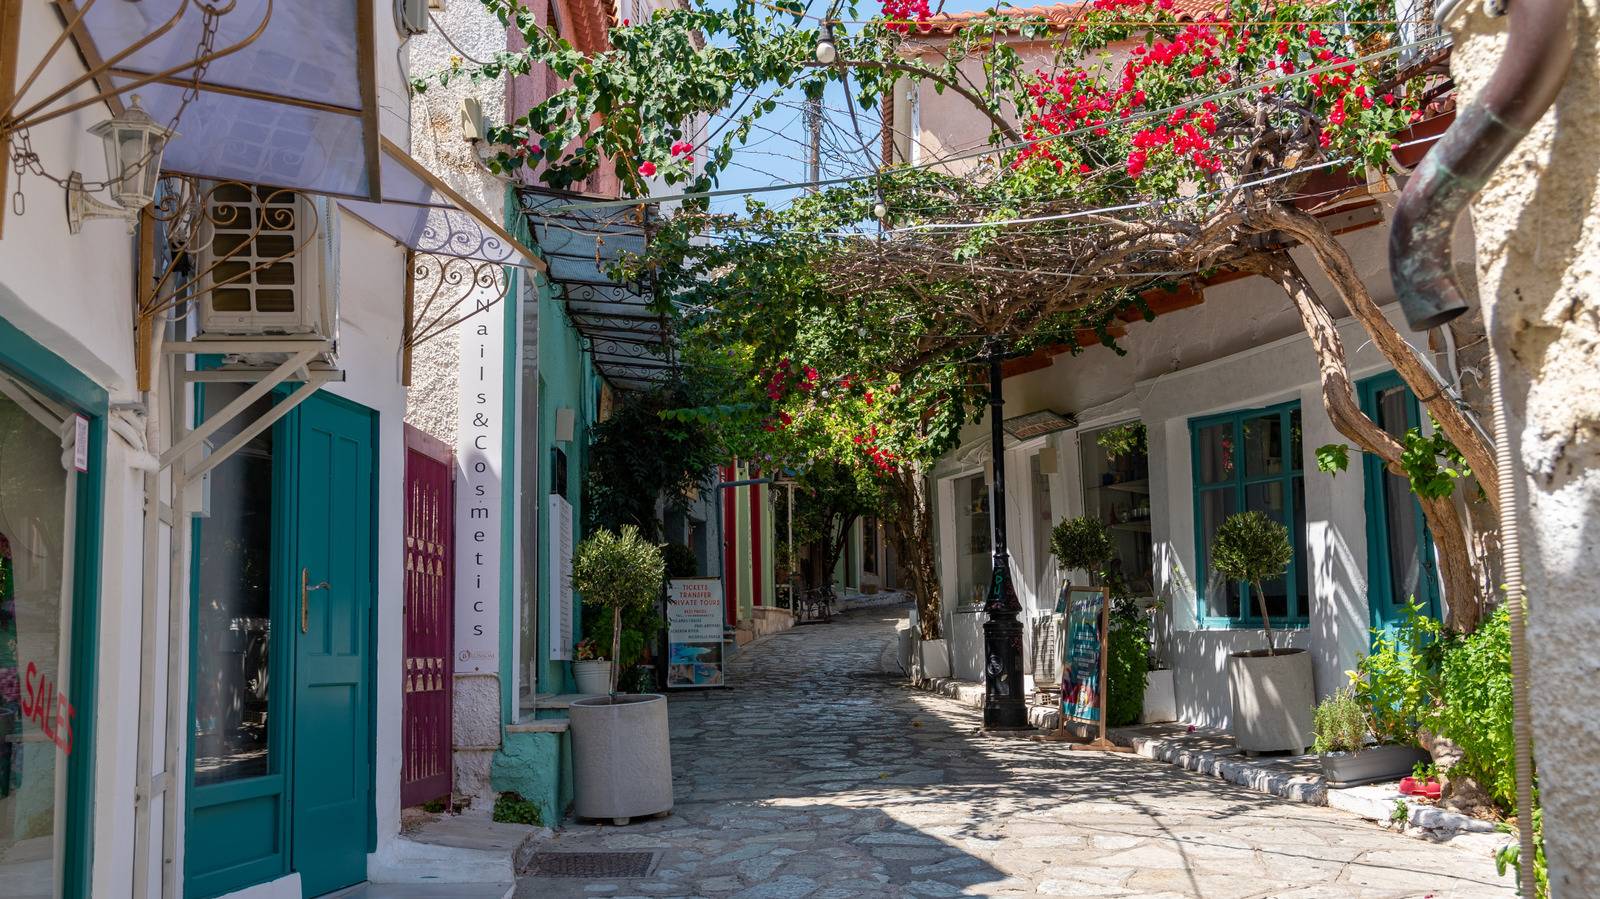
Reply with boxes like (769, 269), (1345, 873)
(402, 424), (454, 808)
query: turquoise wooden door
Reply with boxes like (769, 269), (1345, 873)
(1359, 372), (1442, 636)
(290, 395), (375, 897)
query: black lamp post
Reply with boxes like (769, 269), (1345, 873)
(982, 339), (1028, 730)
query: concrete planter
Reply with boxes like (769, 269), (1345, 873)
(919, 638), (951, 680)
(1227, 648), (1315, 754)
(1320, 744), (1429, 787)
(1140, 669), (1177, 724)
(572, 659), (611, 695)
(569, 694), (673, 824)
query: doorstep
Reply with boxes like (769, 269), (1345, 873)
(320, 883), (514, 899)
(368, 811), (547, 885)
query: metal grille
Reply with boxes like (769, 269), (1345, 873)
(523, 851), (658, 878)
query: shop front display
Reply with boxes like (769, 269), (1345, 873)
(0, 363), (97, 899)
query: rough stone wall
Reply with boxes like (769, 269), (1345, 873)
(405, 0), (514, 446)
(1451, 5), (1600, 895)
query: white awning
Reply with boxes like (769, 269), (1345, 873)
(338, 139), (543, 271)
(63, 0), (382, 200)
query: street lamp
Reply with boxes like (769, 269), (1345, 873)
(67, 95), (177, 235)
(982, 338), (1028, 730)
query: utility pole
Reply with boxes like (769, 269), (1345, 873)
(982, 338), (1028, 730)
(806, 96), (822, 190)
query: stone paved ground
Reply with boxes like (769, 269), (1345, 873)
(515, 607), (1513, 899)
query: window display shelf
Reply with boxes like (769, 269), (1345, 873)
(1110, 521), (1152, 533)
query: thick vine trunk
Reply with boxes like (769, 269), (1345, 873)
(879, 468), (943, 640)
(1258, 254), (1483, 634)
(1260, 204), (1501, 517)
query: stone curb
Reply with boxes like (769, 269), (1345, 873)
(906, 671), (1512, 858)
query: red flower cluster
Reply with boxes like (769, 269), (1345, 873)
(670, 140), (694, 163)
(1012, 4), (1413, 183)
(881, 0), (930, 33)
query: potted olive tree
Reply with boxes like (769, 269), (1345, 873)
(567, 525), (672, 824)
(1211, 510), (1314, 754)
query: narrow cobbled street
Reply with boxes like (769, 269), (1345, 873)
(517, 608), (1512, 899)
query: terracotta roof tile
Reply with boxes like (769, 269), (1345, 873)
(918, 0), (1225, 36)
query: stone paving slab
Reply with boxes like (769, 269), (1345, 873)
(516, 608), (1514, 899)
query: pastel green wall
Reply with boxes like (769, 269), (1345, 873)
(490, 730), (572, 826)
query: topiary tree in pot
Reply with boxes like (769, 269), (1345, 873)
(570, 525), (667, 696)
(1051, 516), (1115, 587)
(1210, 510), (1313, 754)
(1210, 510), (1293, 655)
(567, 525), (673, 824)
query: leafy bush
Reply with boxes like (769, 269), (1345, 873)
(1312, 690), (1368, 754)
(660, 541), (699, 579)
(1350, 602), (1436, 746)
(1051, 516), (1115, 577)
(492, 792), (543, 826)
(1105, 615), (1150, 727)
(1209, 510), (1292, 652)
(1430, 607), (1518, 812)
(1496, 807), (1547, 898)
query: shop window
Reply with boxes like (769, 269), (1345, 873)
(1190, 403), (1308, 627)
(1028, 450), (1056, 593)
(192, 384), (277, 785)
(0, 372), (81, 896)
(1078, 424), (1154, 597)
(953, 472), (991, 607)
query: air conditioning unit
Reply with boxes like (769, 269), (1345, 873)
(399, 0), (431, 34)
(195, 183), (335, 338)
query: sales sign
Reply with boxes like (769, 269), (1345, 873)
(1060, 585), (1108, 723)
(666, 578), (725, 688)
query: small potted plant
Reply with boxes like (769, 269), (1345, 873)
(1211, 510), (1314, 754)
(567, 525), (672, 825)
(1051, 515), (1115, 586)
(572, 638), (610, 695)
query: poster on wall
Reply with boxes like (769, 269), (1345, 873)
(1060, 585), (1109, 723)
(666, 578), (725, 688)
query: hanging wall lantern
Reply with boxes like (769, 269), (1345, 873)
(68, 95), (178, 234)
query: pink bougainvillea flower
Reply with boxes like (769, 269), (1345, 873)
(1276, 39), (1289, 55)
(1126, 149), (1148, 177)
(638, 161), (657, 176)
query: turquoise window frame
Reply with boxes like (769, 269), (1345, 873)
(1358, 371), (1442, 632)
(1189, 400), (1308, 629)
(0, 315), (108, 899)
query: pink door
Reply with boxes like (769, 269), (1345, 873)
(402, 425), (454, 808)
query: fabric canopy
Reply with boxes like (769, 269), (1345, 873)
(68, 0), (381, 200)
(338, 139), (541, 270)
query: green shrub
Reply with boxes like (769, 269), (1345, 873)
(1350, 602), (1436, 746)
(1051, 516), (1115, 577)
(571, 526), (667, 695)
(660, 541), (699, 579)
(492, 792), (544, 826)
(1496, 807), (1547, 898)
(1105, 616), (1150, 727)
(1312, 690), (1368, 754)
(1430, 607), (1518, 812)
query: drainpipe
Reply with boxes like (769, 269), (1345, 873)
(1387, 0), (1577, 331)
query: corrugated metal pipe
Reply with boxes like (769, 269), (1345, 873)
(1387, 0), (1577, 331)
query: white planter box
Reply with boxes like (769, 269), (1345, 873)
(573, 659), (611, 695)
(1228, 648), (1315, 754)
(919, 638), (951, 680)
(570, 694), (673, 824)
(1140, 668), (1177, 724)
